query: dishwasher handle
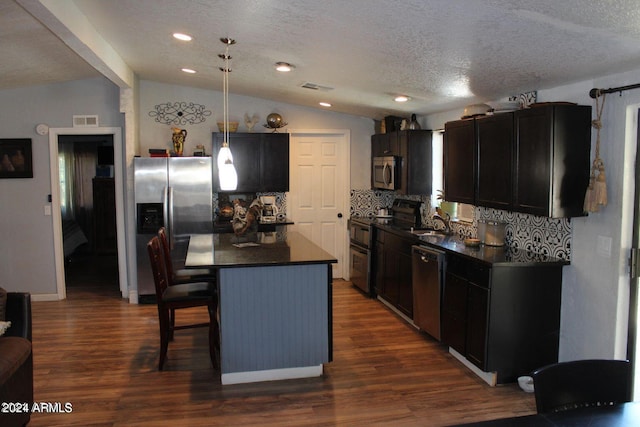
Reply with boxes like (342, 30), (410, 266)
(412, 245), (445, 263)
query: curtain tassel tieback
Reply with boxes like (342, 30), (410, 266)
(584, 92), (607, 213)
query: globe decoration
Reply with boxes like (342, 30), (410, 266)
(264, 113), (287, 132)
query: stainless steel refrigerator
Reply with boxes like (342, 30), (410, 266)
(134, 157), (213, 299)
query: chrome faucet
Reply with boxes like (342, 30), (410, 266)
(432, 207), (452, 234)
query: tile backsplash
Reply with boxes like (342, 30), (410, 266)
(213, 192), (287, 218)
(350, 189), (571, 261)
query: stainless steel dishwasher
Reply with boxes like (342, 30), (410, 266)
(412, 245), (446, 341)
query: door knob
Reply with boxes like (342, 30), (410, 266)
(337, 213), (343, 218)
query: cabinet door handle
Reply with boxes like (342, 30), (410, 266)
(337, 213), (343, 218)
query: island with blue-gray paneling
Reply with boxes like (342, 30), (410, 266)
(185, 231), (336, 385)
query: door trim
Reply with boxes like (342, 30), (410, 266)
(49, 127), (127, 300)
(288, 129), (351, 279)
(629, 109), (640, 398)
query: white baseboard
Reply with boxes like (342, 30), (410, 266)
(30, 293), (62, 302)
(128, 290), (139, 304)
(449, 347), (497, 386)
(377, 296), (418, 329)
(221, 365), (323, 385)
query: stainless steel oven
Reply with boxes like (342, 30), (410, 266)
(349, 218), (374, 296)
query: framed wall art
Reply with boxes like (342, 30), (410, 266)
(0, 138), (33, 178)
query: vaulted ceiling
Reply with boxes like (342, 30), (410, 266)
(4, 0), (640, 119)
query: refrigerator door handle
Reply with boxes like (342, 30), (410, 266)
(162, 186), (170, 244)
(168, 186), (175, 249)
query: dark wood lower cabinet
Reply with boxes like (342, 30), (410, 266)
(375, 228), (414, 318)
(441, 253), (563, 384)
(441, 272), (468, 354)
(465, 282), (489, 368)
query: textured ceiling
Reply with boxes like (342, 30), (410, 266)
(4, 0), (640, 119)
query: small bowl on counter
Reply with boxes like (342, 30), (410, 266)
(217, 121), (239, 132)
(517, 376), (535, 393)
(463, 238), (481, 247)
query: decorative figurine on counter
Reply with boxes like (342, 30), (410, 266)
(263, 113), (288, 133)
(244, 113), (259, 132)
(171, 127), (187, 156)
(232, 198), (263, 235)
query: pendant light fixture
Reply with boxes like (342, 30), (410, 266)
(217, 37), (238, 191)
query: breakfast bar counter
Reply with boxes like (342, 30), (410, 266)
(186, 232), (336, 385)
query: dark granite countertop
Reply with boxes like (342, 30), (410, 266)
(371, 221), (568, 267)
(213, 217), (294, 233)
(185, 231), (337, 268)
(428, 234), (569, 266)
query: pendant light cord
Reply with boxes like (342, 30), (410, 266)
(219, 38), (234, 150)
(224, 42), (229, 148)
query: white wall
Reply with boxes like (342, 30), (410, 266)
(0, 77), (123, 295)
(139, 80), (373, 189)
(0, 77), (372, 297)
(424, 70), (640, 362)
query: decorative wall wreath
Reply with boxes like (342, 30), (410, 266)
(148, 102), (211, 125)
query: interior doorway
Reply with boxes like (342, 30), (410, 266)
(58, 134), (119, 295)
(630, 109), (640, 399)
(48, 127), (127, 300)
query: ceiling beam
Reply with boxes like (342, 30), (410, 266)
(16, 0), (134, 88)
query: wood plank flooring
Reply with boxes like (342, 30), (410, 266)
(29, 277), (536, 426)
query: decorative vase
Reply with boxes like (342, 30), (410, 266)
(171, 127), (187, 156)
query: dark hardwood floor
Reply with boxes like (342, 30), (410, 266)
(30, 271), (536, 426)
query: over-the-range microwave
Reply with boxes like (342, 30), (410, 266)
(372, 156), (399, 190)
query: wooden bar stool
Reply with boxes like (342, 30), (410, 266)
(147, 236), (219, 370)
(157, 227), (217, 285)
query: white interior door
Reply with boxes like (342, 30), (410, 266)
(289, 130), (350, 278)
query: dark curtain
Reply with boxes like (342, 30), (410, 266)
(58, 142), (97, 237)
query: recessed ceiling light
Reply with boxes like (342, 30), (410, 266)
(394, 95), (410, 102)
(181, 68), (196, 74)
(319, 102), (332, 107)
(275, 62), (295, 72)
(173, 33), (193, 41)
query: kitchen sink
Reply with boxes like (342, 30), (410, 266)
(409, 229), (447, 244)
(409, 229), (442, 237)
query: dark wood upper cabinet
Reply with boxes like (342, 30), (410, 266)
(212, 132), (289, 192)
(371, 132), (400, 157)
(444, 119), (476, 205)
(476, 113), (514, 210)
(398, 130), (433, 196)
(371, 129), (433, 195)
(514, 105), (591, 217)
(444, 104), (591, 217)
(261, 133), (290, 192)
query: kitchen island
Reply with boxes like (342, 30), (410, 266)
(185, 231), (336, 385)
